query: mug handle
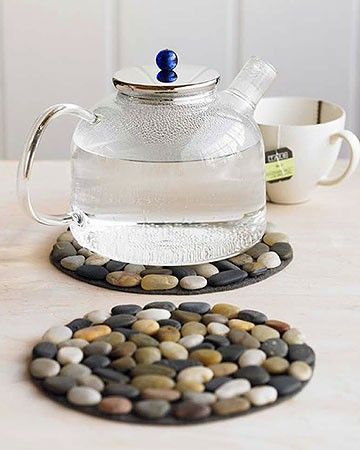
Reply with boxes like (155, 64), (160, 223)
(17, 103), (98, 225)
(318, 130), (360, 186)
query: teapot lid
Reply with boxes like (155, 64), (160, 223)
(113, 49), (220, 98)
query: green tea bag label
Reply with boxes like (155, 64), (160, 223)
(265, 147), (295, 183)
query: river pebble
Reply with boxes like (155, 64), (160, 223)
(136, 308), (171, 321)
(30, 358), (60, 378)
(67, 386), (101, 406)
(84, 310), (111, 324)
(288, 361), (313, 381)
(42, 326), (72, 344)
(98, 396), (132, 414)
(141, 274), (178, 290)
(245, 386), (278, 406)
(106, 271), (141, 287)
(239, 349), (267, 367)
(191, 264), (219, 278)
(215, 378), (251, 399)
(213, 397), (251, 415)
(57, 346), (83, 365)
(180, 275), (207, 290)
(60, 255), (85, 271)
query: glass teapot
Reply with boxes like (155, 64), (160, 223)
(18, 50), (276, 265)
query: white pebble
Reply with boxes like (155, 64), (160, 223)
(124, 264), (145, 274)
(30, 358), (60, 378)
(42, 326), (72, 344)
(245, 386), (278, 406)
(67, 386), (102, 406)
(283, 328), (305, 345)
(178, 334), (204, 349)
(215, 378), (251, 399)
(257, 251), (281, 269)
(180, 275), (207, 290)
(136, 308), (171, 321)
(190, 264), (219, 278)
(85, 255), (110, 266)
(57, 346), (83, 365)
(84, 309), (111, 324)
(177, 366), (213, 383)
(238, 349), (267, 367)
(288, 361), (312, 381)
(207, 322), (230, 336)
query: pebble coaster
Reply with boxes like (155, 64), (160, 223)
(29, 302), (314, 425)
(50, 230), (293, 295)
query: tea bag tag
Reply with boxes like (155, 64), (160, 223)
(265, 147), (295, 183)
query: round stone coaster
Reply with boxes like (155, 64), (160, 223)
(29, 302), (314, 425)
(50, 230), (293, 295)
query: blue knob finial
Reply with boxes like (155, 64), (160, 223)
(156, 49), (178, 71)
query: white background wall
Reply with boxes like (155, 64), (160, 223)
(0, 0), (359, 159)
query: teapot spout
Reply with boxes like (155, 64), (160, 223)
(226, 57), (277, 110)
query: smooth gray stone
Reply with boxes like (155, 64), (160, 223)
(238, 309), (268, 324)
(208, 270), (248, 287)
(52, 242), (77, 261)
(134, 400), (170, 419)
(261, 338), (288, 357)
(111, 304), (142, 315)
(270, 242), (293, 260)
(43, 376), (76, 395)
(233, 365), (270, 386)
(104, 314), (137, 329)
(288, 344), (315, 364)
(179, 302), (210, 314)
(268, 375), (302, 396)
(143, 301), (176, 312)
(75, 265), (108, 280)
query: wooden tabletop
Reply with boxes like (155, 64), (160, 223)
(1, 161), (359, 450)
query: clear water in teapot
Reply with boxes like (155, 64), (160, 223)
(70, 142), (266, 265)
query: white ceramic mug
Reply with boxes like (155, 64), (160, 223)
(255, 97), (360, 204)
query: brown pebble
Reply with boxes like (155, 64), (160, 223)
(265, 320), (290, 333)
(208, 362), (238, 377)
(212, 397), (250, 416)
(98, 396), (132, 414)
(111, 356), (136, 372)
(74, 325), (111, 342)
(106, 271), (141, 287)
(156, 326), (181, 342)
(189, 349), (222, 366)
(262, 356), (289, 374)
(176, 380), (205, 393)
(132, 319), (160, 335)
(142, 388), (181, 402)
(181, 321), (207, 337)
(211, 303), (240, 319)
(172, 310), (201, 324)
(134, 347), (161, 365)
(172, 401), (211, 420)
(110, 341), (137, 358)
(131, 375), (175, 391)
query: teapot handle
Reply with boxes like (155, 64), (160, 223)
(17, 103), (98, 226)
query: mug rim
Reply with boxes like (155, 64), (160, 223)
(255, 96), (345, 128)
